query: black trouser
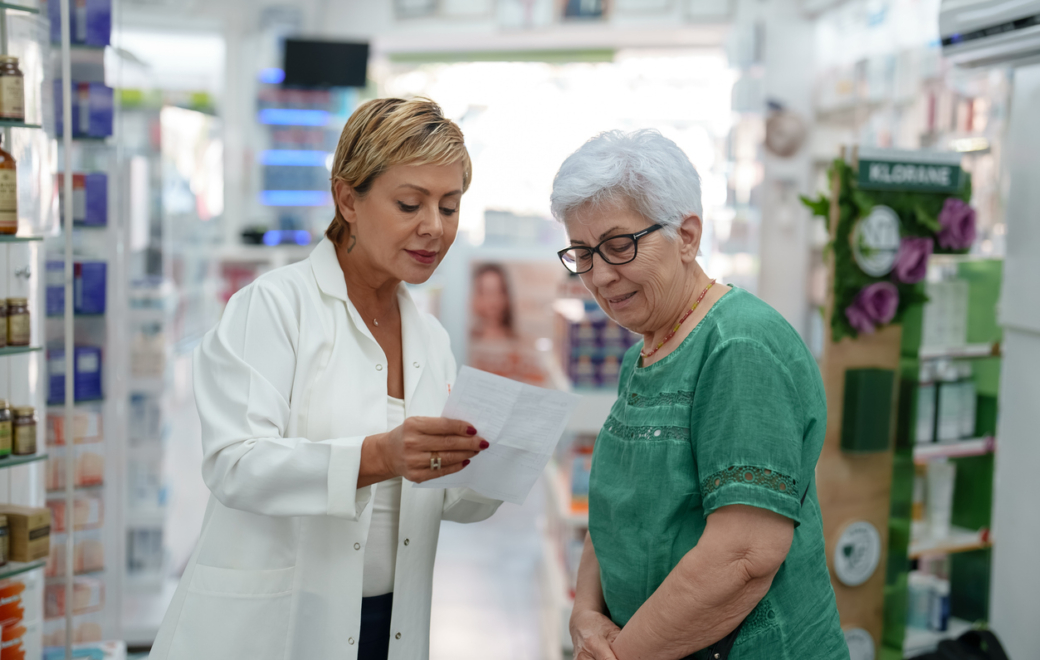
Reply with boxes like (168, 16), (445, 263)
(358, 593), (393, 660)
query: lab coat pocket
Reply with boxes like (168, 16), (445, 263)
(168, 565), (295, 660)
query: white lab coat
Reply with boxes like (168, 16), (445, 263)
(149, 238), (502, 660)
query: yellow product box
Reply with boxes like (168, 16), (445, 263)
(0, 505), (51, 562)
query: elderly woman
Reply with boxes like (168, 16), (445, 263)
(150, 98), (501, 660)
(553, 130), (848, 660)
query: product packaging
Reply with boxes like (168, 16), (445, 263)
(56, 173), (107, 226)
(935, 360), (961, 443)
(930, 578), (951, 632)
(926, 460), (957, 540)
(569, 446), (593, 513)
(915, 364), (936, 444)
(46, 0), (112, 47)
(957, 361), (977, 438)
(128, 393), (162, 444)
(47, 346), (103, 404)
(907, 571), (933, 629)
(41, 612), (104, 647)
(46, 260), (107, 316)
(46, 495), (103, 534)
(126, 526), (164, 577)
(0, 506), (51, 562)
(47, 409), (103, 446)
(53, 82), (113, 139)
(128, 454), (166, 512)
(45, 444), (105, 492)
(43, 577), (103, 619)
(45, 529), (104, 578)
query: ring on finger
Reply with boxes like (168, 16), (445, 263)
(430, 452), (442, 470)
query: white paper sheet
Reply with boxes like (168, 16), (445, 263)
(414, 366), (581, 504)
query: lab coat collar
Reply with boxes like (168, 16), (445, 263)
(309, 237), (431, 404)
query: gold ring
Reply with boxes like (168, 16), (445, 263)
(430, 453), (442, 470)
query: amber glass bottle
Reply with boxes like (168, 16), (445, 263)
(0, 134), (15, 235)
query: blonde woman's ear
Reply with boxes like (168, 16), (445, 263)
(334, 179), (358, 224)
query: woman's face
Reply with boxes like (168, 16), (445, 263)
(335, 161), (465, 285)
(564, 201), (696, 334)
(473, 270), (509, 326)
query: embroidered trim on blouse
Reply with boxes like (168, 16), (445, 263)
(626, 390), (695, 408)
(603, 415), (689, 442)
(701, 466), (798, 498)
(735, 600), (780, 645)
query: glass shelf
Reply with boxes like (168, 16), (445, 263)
(0, 559), (46, 581)
(46, 397), (104, 408)
(0, 346), (41, 357)
(0, 3), (39, 14)
(0, 452), (47, 469)
(0, 235), (44, 243)
(0, 119), (42, 129)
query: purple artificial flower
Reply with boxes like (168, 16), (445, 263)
(893, 236), (934, 284)
(937, 198), (977, 251)
(845, 282), (900, 334)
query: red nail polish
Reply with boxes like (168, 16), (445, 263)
(463, 459), (471, 467)
(479, 440), (490, 449)
(467, 426), (477, 435)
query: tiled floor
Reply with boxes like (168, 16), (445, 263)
(430, 481), (550, 660)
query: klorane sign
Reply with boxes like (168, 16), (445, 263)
(858, 157), (963, 193)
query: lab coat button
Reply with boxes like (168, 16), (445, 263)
(354, 543), (361, 550)
(403, 538), (409, 546)
(395, 633), (402, 640)
(376, 364), (383, 371)
(348, 638), (355, 645)
(413, 361), (420, 368)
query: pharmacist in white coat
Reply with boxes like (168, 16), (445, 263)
(150, 98), (502, 660)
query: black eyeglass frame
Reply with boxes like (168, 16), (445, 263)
(557, 224), (665, 274)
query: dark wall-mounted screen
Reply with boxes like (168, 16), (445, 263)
(282, 39), (369, 88)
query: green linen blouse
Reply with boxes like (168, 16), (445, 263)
(587, 287), (850, 660)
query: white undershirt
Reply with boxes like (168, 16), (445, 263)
(362, 396), (404, 597)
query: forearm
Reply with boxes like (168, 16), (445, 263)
(358, 433), (395, 488)
(573, 533), (608, 617)
(611, 544), (774, 659)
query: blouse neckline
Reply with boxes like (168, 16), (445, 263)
(636, 286), (739, 373)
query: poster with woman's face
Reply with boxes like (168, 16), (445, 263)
(467, 260), (564, 386)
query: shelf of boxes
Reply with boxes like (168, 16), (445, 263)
(919, 343), (1000, 360)
(909, 526), (991, 559)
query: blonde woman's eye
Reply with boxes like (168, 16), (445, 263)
(440, 207), (458, 216)
(398, 202), (420, 213)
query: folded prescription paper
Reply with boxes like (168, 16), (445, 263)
(415, 366), (580, 505)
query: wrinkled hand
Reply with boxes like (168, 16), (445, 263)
(571, 609), (621, 660)
(381, 416), (486, 483)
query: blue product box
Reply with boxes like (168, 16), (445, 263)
(46, 260), (106, 315)
(47, 0), (111, 46)
(54, 82), (114, 138)
(47, 346), (103, 404)
(57, 173), (108, 226)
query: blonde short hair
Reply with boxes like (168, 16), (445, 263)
(326, 97), (472, 245)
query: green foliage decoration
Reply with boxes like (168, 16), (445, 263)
(800, 158), (973, 342)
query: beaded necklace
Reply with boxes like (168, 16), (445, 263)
(640, 279), (716, 359)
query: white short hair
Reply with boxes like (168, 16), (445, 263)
(550, 129), (702, 237)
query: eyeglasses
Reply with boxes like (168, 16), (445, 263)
(557, 224), (664, 274)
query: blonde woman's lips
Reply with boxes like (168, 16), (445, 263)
(407, 249), (437, 265)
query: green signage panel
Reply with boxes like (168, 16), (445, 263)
(858, 158), (963, 193)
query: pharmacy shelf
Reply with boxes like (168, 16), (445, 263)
(909, 526), (991, 559)
(544, 459), (588, 528)
(919, 343), (1000, 360)
(538, 529), (572, 660)
(0, 558), (46, 579)
(0, 234), (44, 242)
(122, 577), (177, 647)
(0, 452), (48, 469)
(914, 437), (995, 464)
(0, 118), (41, 128)
(0, 345), (41, 357)
(903, 618), (974, 657)
(0, 2), (39, 13)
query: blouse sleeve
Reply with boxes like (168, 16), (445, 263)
(692, 338), (806, 525)
(194, 281), (372, 520)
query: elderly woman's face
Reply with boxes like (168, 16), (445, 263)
(340, 161), (464, 285)
(565, 202), (690, 334)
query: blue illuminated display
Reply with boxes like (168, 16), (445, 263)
(260, 150), (330, 167)
(263, 230), (312, 246)
(258, 108), (330, 126)
(259, 68), (285, 84)
(260, 190), (332, 207)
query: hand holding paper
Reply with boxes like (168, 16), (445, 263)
(415, 367), (581, 504)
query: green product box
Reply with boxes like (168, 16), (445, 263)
(842, 368), (896, 453)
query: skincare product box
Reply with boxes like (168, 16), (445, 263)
(46, 495), (103, 533)
(47, 409), (103, 446)
(44, 577), (104, 619)
(47, 0), (112, 47)
(127, 526), (164, 577)
(47, 346), (103, 404)
(45, 444), (105, 492)
(46, 529), (105, 578)
(46, 260), (107, 316)
(0, 505), (51, 562)
(57, 173), (107, 226)
(54, 82), (113, 139)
